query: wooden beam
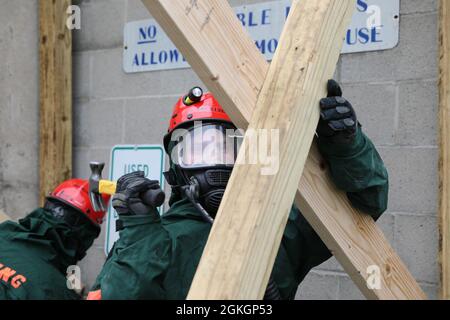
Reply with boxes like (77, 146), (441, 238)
(439, 0), (450, 300)
(39, 0), (73, 206)
(141, 0), (426, 299)
(187, 0), (354, 299)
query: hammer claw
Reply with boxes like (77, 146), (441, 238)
(89, 161), (108, 212)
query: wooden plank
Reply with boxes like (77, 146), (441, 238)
(187, 0), (355, 299)
(439, 0), (450, 300)
(297, 145), (426, 299)
(141, 0), (426, 299)
(39, 0), (73, 206)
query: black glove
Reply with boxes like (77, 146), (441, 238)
(112, 171), (162, 216)
(316, 79), (358, 144)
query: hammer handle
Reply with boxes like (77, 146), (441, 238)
(99, 180), (117, 195)
(140, 188), (166, 208)
(98, 179), (165, 208)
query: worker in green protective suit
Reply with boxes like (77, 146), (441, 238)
(0, 179), (110, 300)
(89, 80), (388, 300)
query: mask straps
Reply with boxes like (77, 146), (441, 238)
(164, 168), (214, 224)
(182, 178), (214, 225)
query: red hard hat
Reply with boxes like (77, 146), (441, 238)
(164, 91), (233, 152)
(47, 179), (110, 225)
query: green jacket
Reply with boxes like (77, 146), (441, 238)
(0, 209), (99, 300)
(92, 128), (389, 300)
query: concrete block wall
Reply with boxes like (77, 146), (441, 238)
(0, 0), (40, 219)
(0, 0), (440, 299)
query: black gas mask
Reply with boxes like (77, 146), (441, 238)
(177, 167), (231, 215)
(165, 122), (243, 221)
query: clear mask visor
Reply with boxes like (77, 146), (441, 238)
(171, 123), (244, 169)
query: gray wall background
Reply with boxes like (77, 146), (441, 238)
(0, 0), (440, 299)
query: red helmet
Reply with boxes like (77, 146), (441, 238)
(47, 179), (110, 225)
(164, 87), (233, 152)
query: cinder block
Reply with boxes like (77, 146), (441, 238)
(91, 48), (204, 99)
(93, 219), (109, 249)
(295, 271), (339, 300)
(397, 80), (438, 146)
(343, 83), (396, 146)
(394, 214), (439, 283)
(74, 99), (125, 148)
(73, 52), (92, 99)
(126, 0), (154, 21)
(378, 147), (438, 213)
(78, 246), (107, 292)
(89, 148), (113, 179)
(0, 4), (39, 227)
(377, 212), (396, 244)
(0, 0), (39, 221)
(73, 147), (90, 179)
(400, 0), (438, 15)
(123, 97), (175, 145)
(340, 51), (395, 84)
(341, 13), (438, 83)
(0, 181), (39, 220)
(0, 95), (39, 147)
(420, 282), (439, 300)
(0, 142), (39, 185)
(315, 258), (343, 273)
(73, 0), (126, 51)
(395, 13), (438, 81)
(337, 275), (365, 300)
(0, 0), (39, 186)
(334, 58), (342, 82)
(73, 147), (114, 182)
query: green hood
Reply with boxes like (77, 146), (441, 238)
(0, 208), (100, 272)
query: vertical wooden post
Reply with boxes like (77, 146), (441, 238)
(439, 0), (450, 300)
(39, 0), (72, 205)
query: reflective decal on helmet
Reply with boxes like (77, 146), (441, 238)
(47, 179), (110, 225)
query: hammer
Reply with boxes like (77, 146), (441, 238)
(89, 161), (166, 212)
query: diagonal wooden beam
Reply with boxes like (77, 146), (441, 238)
(188, 0), (355, 299)
(439, 0), (450, 300)
(141, 0), (426, 299)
